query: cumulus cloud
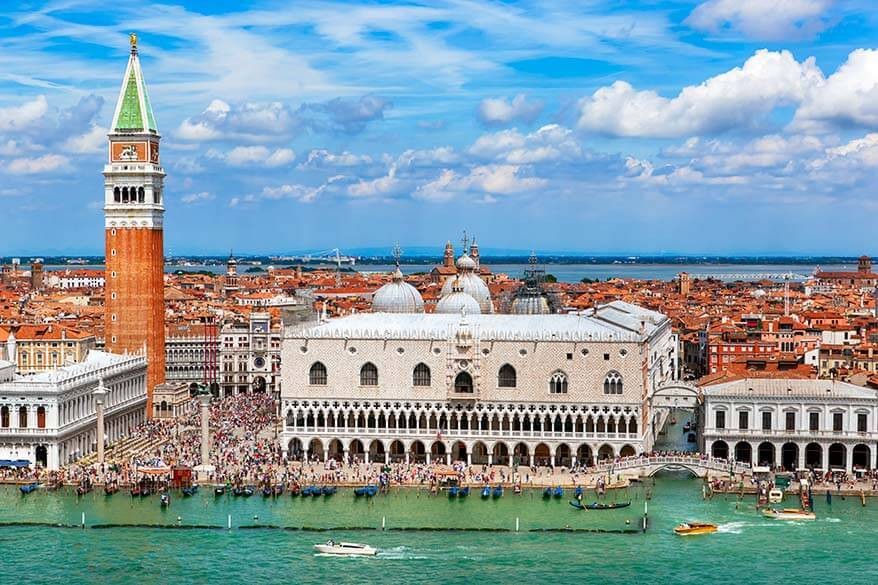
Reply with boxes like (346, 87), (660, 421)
(347, 164), (401, 198)
(415, 164), (546, 201)
(254, 175), (346, 204)
(299, 95), (392, 134)
(3, 154), (70, 175)
(177, 95), (392, 142)
(223, 145), (296, 167)
(577, 50), (823, 138)
(792, 49), (878, 131)
(686, 0), (834, 41)
(62, 125), (107, 154)
(181, 191), (215, 204)
(300, 149), (373, 168)
(470, 124), (582, 163)
(0, 96), (50, 132)
(478, 94), (543, 126)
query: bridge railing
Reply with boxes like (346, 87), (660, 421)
(594, 454), (751, 475)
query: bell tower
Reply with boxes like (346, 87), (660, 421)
(104, 33), (166, 416)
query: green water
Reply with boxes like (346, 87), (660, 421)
(1, 476), (876, 584)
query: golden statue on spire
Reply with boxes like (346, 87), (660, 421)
(129, 32), (137, 49)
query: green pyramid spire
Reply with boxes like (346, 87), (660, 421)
(111, 38), (158, 133)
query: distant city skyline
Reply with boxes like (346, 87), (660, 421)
(1, 1), (877, 254)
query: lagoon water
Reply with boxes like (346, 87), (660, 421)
(1, 477), (876, 584)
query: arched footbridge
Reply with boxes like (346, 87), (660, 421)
(595, 455), (751, 478)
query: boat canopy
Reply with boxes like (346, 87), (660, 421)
(0, 459), (30, 468)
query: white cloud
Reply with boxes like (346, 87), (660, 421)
(478, 94), (543, 125)
(3, 154), (70, 175)
(177, 100), (300, 142)
(259, 175), (345, 203)
(0, 96), (49, 132)
(577, 50), (823, 138)
(347, 165), (400, 197)
(415, 164), (546, 201)
(301, 149), (373, 168)
(470, 124), (582, 163)
(223, 146), (296, 167)
(62, 125), (107, 154)
(181, 191), (215, 204)
(792, 49), (878, 131)
(686, 0), (834, 41)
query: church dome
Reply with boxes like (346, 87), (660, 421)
(372, 268), (425, 313)
(441, 253), (492, 313)
(511, 295), (551, 315)
(436, 278), (481, 315)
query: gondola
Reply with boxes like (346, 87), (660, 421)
(130, 486), (141, 497)
(214, 486), (225, 496)
(19, 483), (39, 495)
(104, 485), (118, 496)
(492, 486), (503, 499)
(481, 486), (491, 499)
(262, 486), (273, 498)
(574, 486), (584, 497)
(289, 485), (301, 497)
(140, 488), (152, 498)
(569, 501), (631, 510)
(553, 486), (563, 498)
(458, 486), (470, 498)
(182, 486), (198, 497)
(447, 486), (459, 498)
(273, 484), (284, 497)
(353, 485), (378, 497)
(543, 487), (552, 499)
(301, 486), (314, 497)
(233, 486), (244, 497)
(321, 486), (337, 497)
(76, 484), (92, 496)
(243, 487), (254, 497)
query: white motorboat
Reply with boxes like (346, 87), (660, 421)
(768, 488), (783, 504)
(314, 540), (377, 556)
(762, 508), (816, 521)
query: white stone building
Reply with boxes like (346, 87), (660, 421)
(702, 379), (878, 473)
(0, 351), (147, 469)
(280, 301), (676, 467)
(219, 313), (280, 396)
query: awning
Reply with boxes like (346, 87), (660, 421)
(0, 460), (30, 468)
(0, 459), (12, 467)
(137, 466), (172, 475)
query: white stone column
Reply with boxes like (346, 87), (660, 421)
(194, 393), (215, 480)
(93, 381), (107, 465)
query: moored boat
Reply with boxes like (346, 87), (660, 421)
(458, 487), (470, 498)
(762, 508), (816, 520)
(447, 486), (459, 498)
(492, 486), (503, 499)
(570, 501), (632, 510)
(182, 486), (198, 497)
(314, 540), (377, 556)
(104, 485), (118, 496)
(553, 486), (563, 498)
(481, 486), (491, 499)
(674, 522), (718, 536)
(322, 486), (337, 497)
(543, 488), (552, 499)
(19, 483), (39, 495)
(160, 493), (170, 507)
(262, 486), (273, 498)
(355, 485), (378, 497)
(768, 489), (783, 504)
(289, 485), (301, 497)
(214, 486), (225, 496)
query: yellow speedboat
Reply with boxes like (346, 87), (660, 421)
(762, 508), (816, 520)
(674, 522), (718, 536)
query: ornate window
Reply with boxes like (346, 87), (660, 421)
(498, 364), (517, 388)
(603, 371), (623, 394)
(18, 406), (27, 428)
(309, 362), (327, 385)
(549, 371), (568, 394)
(360, 362), (378, 386)
(0, 406), (8, 428)
(454, 372), (474, 393)
(413, 363), (431, 387)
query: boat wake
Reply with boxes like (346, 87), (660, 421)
(821, 517), (841, 523)
(376, 546), (429, 560)
(716, 521), (747, 534)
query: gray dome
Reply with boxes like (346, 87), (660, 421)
(436, 279), (481, 315)
(441, 253), (492, 313)
(511, 295), (551, 315)
(372, 268), (425, 313)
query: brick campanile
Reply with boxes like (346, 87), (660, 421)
(104, 33), (165, 416)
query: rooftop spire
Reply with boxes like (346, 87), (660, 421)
(111, 32), (158, 134)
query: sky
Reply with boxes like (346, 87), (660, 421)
(0, 0), (877, 256)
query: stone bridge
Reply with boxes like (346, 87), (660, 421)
(594, 455), (751, 478)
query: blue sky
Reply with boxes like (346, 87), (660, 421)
(1, 0), (877, 255)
